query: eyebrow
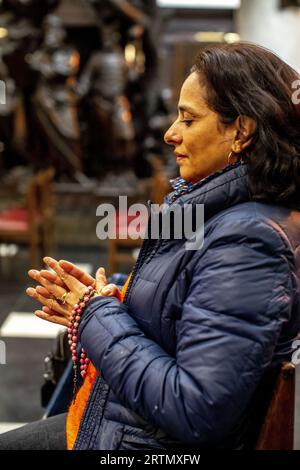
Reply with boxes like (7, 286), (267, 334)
(178, 105), (199, 116)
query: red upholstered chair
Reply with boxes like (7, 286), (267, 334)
(0, 167), (55, 268)
(107, 157), (171, 275)
(108, 211), (147, 275)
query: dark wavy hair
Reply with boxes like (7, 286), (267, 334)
(191, 42), (300, 208)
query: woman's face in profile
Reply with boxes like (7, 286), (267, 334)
(164, 72), (236, 182)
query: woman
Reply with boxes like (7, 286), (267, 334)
(1, 42), (300, 450)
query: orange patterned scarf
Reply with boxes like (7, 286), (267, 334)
(66, 274), (132, 450)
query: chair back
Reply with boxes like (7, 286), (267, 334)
(0, 167), (55, 267)
(256, 362), (295, 450)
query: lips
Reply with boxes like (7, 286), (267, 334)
(175, 153), (188, 163)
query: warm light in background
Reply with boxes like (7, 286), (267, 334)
(157, 0), (240, 8)
(69, 51), (80, 72)
(124, 44), (136, 64)
(224, 32), (241, 43)
(0, 28), (8, 39)
(194, 31), (240, 43)
(194, 32), (224, 42)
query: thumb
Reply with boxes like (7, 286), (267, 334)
(96, 267), (107, 292)
(101, 283), (119, 297)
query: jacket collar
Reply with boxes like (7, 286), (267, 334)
(164, 163), (251, 222)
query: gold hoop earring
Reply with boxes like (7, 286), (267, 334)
(228, 151), (238, 165)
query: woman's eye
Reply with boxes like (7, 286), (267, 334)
(181, 119), (193, 127)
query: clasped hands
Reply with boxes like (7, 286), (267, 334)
(26, 257), (119, 327)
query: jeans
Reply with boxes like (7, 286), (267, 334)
(0, 412), (67, 450)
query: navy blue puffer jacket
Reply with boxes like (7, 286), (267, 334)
(75, 163), (300, 450)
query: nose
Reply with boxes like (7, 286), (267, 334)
(164, 120), (182, 146)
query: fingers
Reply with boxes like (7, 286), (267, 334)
(43, 257), (84, 293)
(58, 260), (96, 287)
(28, 270), (66, 299)
(26, 287), (69, 317)
(39, 269), (66, 288)
(34, 309), (69, 328)
(36, 285), (52, 298)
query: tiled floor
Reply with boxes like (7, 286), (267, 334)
(0, 245), (299, 448)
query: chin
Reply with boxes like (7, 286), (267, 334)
(181, 163), (214, 182)
(179, 168), (191, 180)
(180, 169), (197, 182)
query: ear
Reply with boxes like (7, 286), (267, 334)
(232, 115), (256, 153)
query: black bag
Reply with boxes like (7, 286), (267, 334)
(41, 329), (71, 407)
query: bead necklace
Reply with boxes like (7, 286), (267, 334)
(67, 285), (97, 401)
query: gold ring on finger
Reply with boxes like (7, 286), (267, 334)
(56, 291), (69, 306)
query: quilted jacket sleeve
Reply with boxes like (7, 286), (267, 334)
(78, 218), (294, 445)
